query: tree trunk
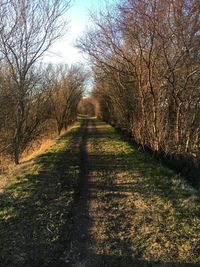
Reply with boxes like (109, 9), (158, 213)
(13, 136), (20, 164)
(57, 123), (63, 135)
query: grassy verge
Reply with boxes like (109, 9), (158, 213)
(89, 119), (200, 266)
(0, 121), (83, 267)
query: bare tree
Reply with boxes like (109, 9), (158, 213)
(47, 64), (86, 135)
(78, 0), (200, 174)
(0, 0), (71, 164)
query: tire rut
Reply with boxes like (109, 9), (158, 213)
(62, 118), (97, 267)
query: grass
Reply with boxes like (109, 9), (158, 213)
(88, 119), (200, 266)
(0, 117), (199, 267)
(0, 121), (83, 267)
(0, 125), (71, 175)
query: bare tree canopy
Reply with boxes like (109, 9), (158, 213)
(78, 0), (200, 183)
(0, 0), (79, 164)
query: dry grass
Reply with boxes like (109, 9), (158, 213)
(21, 126), (75, 163)
(21, 134), (58, 163)
(0, 127), (73, 195)
(0, 155), (12, 173)
(0, 135), (58, 194)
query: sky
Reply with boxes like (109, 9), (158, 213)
(43, 0), (105, 65)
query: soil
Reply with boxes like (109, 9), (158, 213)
(61, 119), (99, 267)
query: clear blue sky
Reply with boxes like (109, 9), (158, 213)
(44, 0), (110, 65)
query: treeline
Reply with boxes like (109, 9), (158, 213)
(0, 0), (86, 165)
(78, 97), (97, 116)
(78, 0), (200, 183)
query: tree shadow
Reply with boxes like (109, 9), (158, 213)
(0, 118), (199, 267)
(0, 126), (84, 267)
(88, 254), (200, 267)
(80, 123), (200, 267)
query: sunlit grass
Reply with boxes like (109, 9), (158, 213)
(0, 117), (199, 266)
(89, 119), (200, 265)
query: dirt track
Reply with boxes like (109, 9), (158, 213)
(0, 118), (199, 267)
(61, 118), (200, 267)
(62, 118), (98, 266)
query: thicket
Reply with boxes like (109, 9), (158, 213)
(78, 97), (97, 116)
(0, 0), (86, 165)
(78, 0), (200, 185)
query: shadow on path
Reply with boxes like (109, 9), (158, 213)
(62, 118), (95, 266)
(0, 118), (199, 267)
(0, 125), (82, 267)
(62, 118), (199, 267)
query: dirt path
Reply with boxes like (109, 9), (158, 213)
(0, 118), (199, 267)
(61, 118), (200, 267)
(62, 118), (99, 266)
